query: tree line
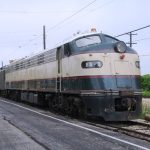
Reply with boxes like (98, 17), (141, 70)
(141, 74), (150, 91)
(141, 74), (150, 97)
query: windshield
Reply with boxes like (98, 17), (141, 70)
(75, 35), (101, 48)
(104, 35), (119, 43)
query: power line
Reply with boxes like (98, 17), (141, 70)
(52, 0), (117, 32)
(0, 10), (77, 14)
(16, 0), (98, 49)
(134, 37), (150, 42)
(90, 0), (116, 12)
(1, 0), (115, 37)
(139, 54), (150, 57)
(19, 0), (117, 49)
(47, 0), (98, 31)
(116, 25), (150, 37)
(13, 0), (117, 50)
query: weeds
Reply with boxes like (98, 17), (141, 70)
(140, 103), (150, 119)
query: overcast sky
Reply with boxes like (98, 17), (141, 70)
(0, 0), (150, 74)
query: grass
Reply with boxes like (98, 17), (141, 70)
(140, 90), (150, 119)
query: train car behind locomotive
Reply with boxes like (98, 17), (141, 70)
(1, 30), (142, 121)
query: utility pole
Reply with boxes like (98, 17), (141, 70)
(1, 61), (3, 70)
(43, 25), (46, 50)
(127, 32), (137, 48)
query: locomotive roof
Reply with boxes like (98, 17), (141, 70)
(56, 31), (101, 46)
(8, 31), (101, 66)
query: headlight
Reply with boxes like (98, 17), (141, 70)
(114, 41), (127, 53)
(135, 61), (140, 68)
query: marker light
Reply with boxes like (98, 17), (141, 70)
(91, 28), (97, 32)
(135, 61), (140, 68)
(120, 54), (125, 59)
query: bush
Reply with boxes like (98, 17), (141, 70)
(141, 74), (150, 91)
(143, 90), (150, 97)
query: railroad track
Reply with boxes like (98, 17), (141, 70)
(83, 119), (150, 142)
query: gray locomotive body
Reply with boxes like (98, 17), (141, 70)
(0, 32), (142, 121)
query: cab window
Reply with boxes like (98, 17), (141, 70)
(76, 35), (101, 48)
(104, 35), (119, 43)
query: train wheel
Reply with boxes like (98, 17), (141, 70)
(65, 97), (77, 117)
(51, 96), (58, 112)
(38, 93), (47, 107)
(74, 97), (86, 119)
(65, 96), (85, 118)
(48, 98), (52, 110)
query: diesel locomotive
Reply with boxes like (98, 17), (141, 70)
(0, 30), (142, 121)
